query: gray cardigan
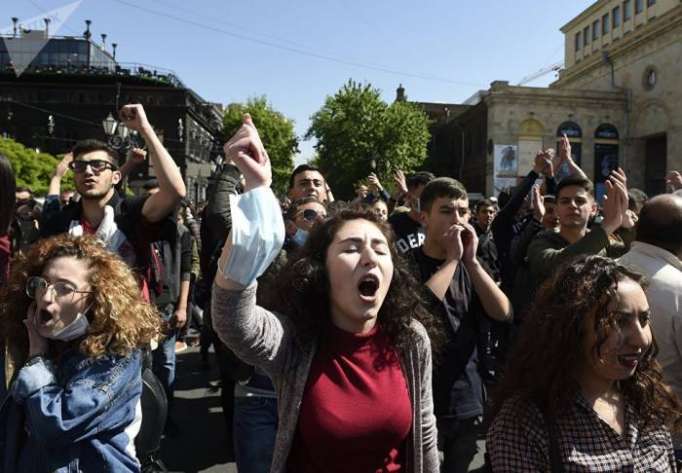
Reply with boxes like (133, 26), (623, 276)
(212, 283), (439, 473)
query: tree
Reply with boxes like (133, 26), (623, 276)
(306, 80), (430, 200)
(223, 97), (298, 196)
(0, 137), (72, 195)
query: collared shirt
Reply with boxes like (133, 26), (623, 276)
(619, 242), (682, 399)
(487, 394), (675, 472)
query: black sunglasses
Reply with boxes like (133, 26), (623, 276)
(301, 208), (325, 222)
(69, 159), (117, 173)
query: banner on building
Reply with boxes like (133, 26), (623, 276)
(493, 145), (518, 195)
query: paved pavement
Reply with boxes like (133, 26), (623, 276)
(160, 347), (237, 473)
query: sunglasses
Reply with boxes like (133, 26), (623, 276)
(69, 159), (117, 173)
(300, 208), (326, 222)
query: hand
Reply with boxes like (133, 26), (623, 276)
(129, 147), (147, 163)
(367, 172), (383, 192)
(119, 104), (152, 133)
(531, 185), (545, 222)
(54, 152), (73, 178)
(558, 134), (572, 165)
(24, 303), (49, 357)
(460, 223), (479, 265)
(543, 149), (556, 177)
(173, 307), (187, 329)
(602, 173), (627, 234)
(223, 114), (271, 192)
(393, 169), (408, 196)
(666, 171), (682, 191)
(442, 224), (464, 263)
(325, 182), (335, 203)
(622, 209), (638, 229)
(533, 151), (550, 175)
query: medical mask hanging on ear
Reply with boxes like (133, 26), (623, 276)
(222, 186), (285, 286)
(291, 227), (309, 248)
(47, 309), (91, 342)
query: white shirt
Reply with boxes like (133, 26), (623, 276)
(619, 242), (682, 397)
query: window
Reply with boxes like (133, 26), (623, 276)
(583, 26), (590, 46)
(602, 14), (610, 34)
(613, 6), (621, 27)
(636, 0), (644, 13)
(623, 0), (632, 20)
(593, 20), (600, 39)
(575, 32), (581, 51)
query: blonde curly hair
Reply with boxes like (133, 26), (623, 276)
(0, 234), (161, 360)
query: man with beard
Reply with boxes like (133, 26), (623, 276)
(41, 104), (186, 292)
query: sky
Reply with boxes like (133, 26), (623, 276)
(5, 0), (595, 164)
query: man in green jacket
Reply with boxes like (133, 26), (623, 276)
(527, 170), (630, 293)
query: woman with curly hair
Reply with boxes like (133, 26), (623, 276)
(0, 234), (161, 472)
(487, 255), (682, 472)
(211, 116), (441, 473)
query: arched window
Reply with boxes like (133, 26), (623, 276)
(594, 124), (620, 201)
(556, 121), (583, 176)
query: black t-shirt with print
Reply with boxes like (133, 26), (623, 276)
(409, 247), (484, 420)
(388, 211), (425, 255)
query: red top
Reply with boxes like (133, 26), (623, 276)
(287, 323), (412, 473)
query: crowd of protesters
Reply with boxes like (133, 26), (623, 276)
(1, 106), (682, 473)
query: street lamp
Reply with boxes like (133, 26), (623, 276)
(47, 115), (55, 135)
(102, 113), (141, 150)
(102, 113), (118, 136)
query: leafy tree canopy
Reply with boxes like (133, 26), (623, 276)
(223, 97), (298, 196)
(306, 80), (430, 200)
(0, 137), (72, 195)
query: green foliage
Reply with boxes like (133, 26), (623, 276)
(306, 80), (430, 200)
(223, 97), (298, 195)
(0, 137), (73, 195)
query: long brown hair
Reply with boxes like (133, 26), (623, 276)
(492, 255), (682, 431)
(0, 235), (161, 362)
(270, 208), (445, 356)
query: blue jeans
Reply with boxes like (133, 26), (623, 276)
(152, 305), (177, 405)
(233, 396), (277, 473)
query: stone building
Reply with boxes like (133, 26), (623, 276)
(0, 26), (222, 203)
(409, 0), (681, 197)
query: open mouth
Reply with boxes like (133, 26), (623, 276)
(39, 309), (53, 325)
(358, 274), (380, 301)
(617, 354), (641, 369)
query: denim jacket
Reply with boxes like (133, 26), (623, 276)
(1, 349), (143, 473)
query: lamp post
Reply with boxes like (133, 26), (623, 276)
(102, 113), (140, 150)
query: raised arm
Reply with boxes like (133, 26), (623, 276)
(118, 104), (186, 222)
(212, 114), (289, 376)
(47, 152), (72, 198)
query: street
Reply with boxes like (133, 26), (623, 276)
(160, 347), (237, 473)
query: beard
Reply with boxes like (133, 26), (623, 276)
(78, 184), (113, 200)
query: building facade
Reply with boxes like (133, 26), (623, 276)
(0, 29), (222, 203)
(410, 0), (681, 197)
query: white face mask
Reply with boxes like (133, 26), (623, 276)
(47, 310), (90, 342)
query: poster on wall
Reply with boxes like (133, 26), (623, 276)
(493, 145), (519, 196)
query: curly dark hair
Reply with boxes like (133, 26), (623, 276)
(270, 208), (445, 356)
(492, 255), (682, 431)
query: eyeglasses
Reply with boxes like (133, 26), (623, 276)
(69, 159), (117, 173)
(26, 276), (93, 301)
(300, 208), (326, 222)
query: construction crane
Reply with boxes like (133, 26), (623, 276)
(516, 62), (564, 86)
